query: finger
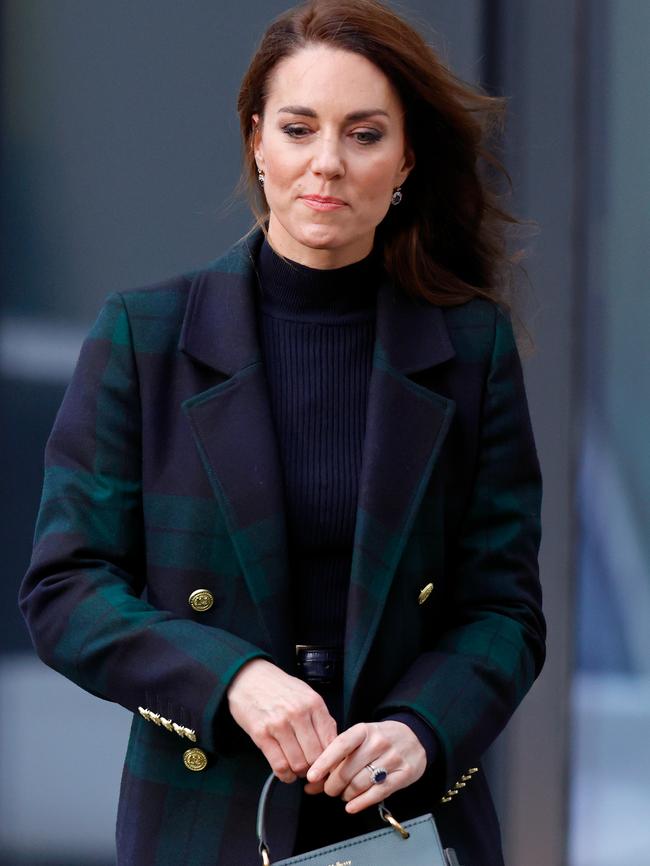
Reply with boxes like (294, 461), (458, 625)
(341, 763), (393, 802)
(345, 782), (389, 814)
(344, 769), (408, 814)
(306, 723), (367, 782)
(302, 778), (326, 795)
(291, 700), (330, 767)
(260, 737), (298, 784)
(322, 726), (392, 797)
(310, 700), (338, 752)
(324, 754), (371, 798)
(272, 722), (311, 777)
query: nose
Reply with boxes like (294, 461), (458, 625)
(310, 134), (345, 179)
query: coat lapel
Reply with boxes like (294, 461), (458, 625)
(178, 229), (295, 671)
(342, 275), (456, 722)
(177, 227), (457, 696)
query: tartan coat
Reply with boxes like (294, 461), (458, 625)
(20, 225), (545, 866)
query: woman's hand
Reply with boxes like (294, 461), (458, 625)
(304, 720), (427, 812)
(226, 658), (338, 784)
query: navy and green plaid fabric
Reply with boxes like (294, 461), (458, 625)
(20, 226), (544, 866)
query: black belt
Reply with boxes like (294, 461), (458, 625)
(295, 645), (343, 685)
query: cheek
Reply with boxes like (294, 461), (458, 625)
(358, 155), (400, 192)
(262, 161), (296, 209)
(264, 146), (303, 184)
(355, 164), (397, 208)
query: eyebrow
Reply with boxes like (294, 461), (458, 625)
(277, 105), (390, 122)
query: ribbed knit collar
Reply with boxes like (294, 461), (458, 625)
(255, 235), (381, 320)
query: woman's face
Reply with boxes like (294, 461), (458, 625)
(252, 44), (415, 268)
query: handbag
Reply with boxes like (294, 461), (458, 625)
(256, 771), (464, 865)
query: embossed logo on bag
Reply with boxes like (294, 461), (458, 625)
(326, 860), (351, 866)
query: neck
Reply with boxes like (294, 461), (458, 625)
(255, 234), (381, 318)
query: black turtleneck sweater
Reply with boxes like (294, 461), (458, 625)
(254, 235), (438, 770)
(255, 236), (379, 647)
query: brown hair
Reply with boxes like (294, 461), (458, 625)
(235, 0), (529, 309)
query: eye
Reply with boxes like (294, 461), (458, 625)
(353, 130), (383, 145)
(281, 124), (310, 138)
(280, 124), (383, 145)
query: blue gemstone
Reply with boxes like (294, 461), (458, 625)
(373, 769), (387, 783)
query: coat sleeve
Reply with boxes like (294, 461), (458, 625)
(371, 305), (546, 792)
(18, 292), (271, 753)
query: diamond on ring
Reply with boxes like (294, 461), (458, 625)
(366, 763), (388, 785)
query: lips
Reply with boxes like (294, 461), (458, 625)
(301, 195), (347, 205)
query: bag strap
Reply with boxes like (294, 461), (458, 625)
(256, 771), (409, 865)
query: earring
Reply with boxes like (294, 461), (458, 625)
(391, 186), (403, 206)
(258, 169), (265, 186)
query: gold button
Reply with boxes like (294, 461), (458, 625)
(418, 582), (434, 605)
(183, 748), (208, 772)
(189, 589), (214, 612)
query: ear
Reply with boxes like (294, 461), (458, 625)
(251, 113), (264, 169)
(398, 142), (415, 186)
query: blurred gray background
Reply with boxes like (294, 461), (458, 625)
(1, 2), (648, 864)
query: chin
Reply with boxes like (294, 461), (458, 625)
(294, 224), (344, 250)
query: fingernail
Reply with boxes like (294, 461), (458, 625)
(306, 769), (319, 782)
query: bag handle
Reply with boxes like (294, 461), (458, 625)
(256, 771), (410, 866)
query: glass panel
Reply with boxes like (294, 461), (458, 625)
(570, 2), (650, 863)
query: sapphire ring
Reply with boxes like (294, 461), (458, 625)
(366, 763), (388, 785)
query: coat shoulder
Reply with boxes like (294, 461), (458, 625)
(440, 297), (507, 363)
(111, 231), (256, 356)
(443, 296), (498, 328)
(112, 273), (193, 356)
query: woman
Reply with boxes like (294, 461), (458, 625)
(20, 1), (545, 864)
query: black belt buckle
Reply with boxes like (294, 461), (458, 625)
(295, 645), (342, 685)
